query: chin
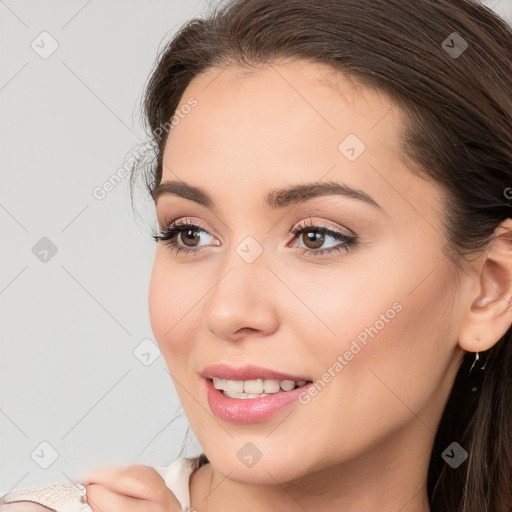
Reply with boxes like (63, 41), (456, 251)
(208, 450), (307, 485)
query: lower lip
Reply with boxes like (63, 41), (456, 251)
(204, 378), (311, 423)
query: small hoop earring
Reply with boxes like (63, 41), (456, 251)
(470, 350), (487, 372)
(470, 351), (480, 372)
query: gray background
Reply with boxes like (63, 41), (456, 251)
(1, 0), (511, 494)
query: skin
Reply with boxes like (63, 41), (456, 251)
(147, 59), (512, 512)
(81, 465), (181, 511)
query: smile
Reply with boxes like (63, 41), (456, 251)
(204, 377), (313, 423)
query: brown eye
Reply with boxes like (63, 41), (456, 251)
(152, 219), (220, 256)
(301, 230), (325, 249)
(289, 220), (358, 257)
(180, 227), (202, 247)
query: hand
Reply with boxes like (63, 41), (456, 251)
(80, 464), (184, 512)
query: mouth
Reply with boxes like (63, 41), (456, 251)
(201, 363), (314, 422)
(203, 375), (314, 423)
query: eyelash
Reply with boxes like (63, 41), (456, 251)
(152, 218), (358, 257)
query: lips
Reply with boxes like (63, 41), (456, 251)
(201, 363), (312, 382)
(204, 377), (313, 423)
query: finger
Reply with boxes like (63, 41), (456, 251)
(80, 465), (183, 509)
(86, 484), (154, 512)
(86, 483), (183, 512)
(80, 465), (161, 500)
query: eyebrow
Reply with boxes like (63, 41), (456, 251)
(151, 179), (383, 212)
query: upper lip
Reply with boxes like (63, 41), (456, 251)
(201, 363), (312, 382)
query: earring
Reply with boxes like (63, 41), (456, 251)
(469, 336), (486, 372)
(469, 351), (480, 372)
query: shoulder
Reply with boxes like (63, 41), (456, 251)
(0, 481), (90, 512)
(1, 503), (58, 512)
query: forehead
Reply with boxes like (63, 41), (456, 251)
(163, 59), (402, 167)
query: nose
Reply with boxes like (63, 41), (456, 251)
(203, 242), (280, 342)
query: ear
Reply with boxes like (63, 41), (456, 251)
(458, 218), (512, 353)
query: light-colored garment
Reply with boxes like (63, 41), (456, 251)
(0, 456), (202, 512)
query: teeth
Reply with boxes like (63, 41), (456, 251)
(263, 379), (281, 393)
(280, 380), (295, 391)
(244, 380), (264, 393)
(212, 377), (308, 394)
(225, 379), (244, 393)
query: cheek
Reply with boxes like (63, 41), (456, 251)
(281, 257), (405, 349)
(148, 257), (170, 344)
(148, 253), (201, 366)
(289, 255), (454, 436)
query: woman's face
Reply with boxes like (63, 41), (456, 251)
(148, 60), (468, 484)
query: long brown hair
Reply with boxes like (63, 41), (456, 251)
(130, 1), (512, 510)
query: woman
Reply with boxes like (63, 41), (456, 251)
(1, 0), (511, 511)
